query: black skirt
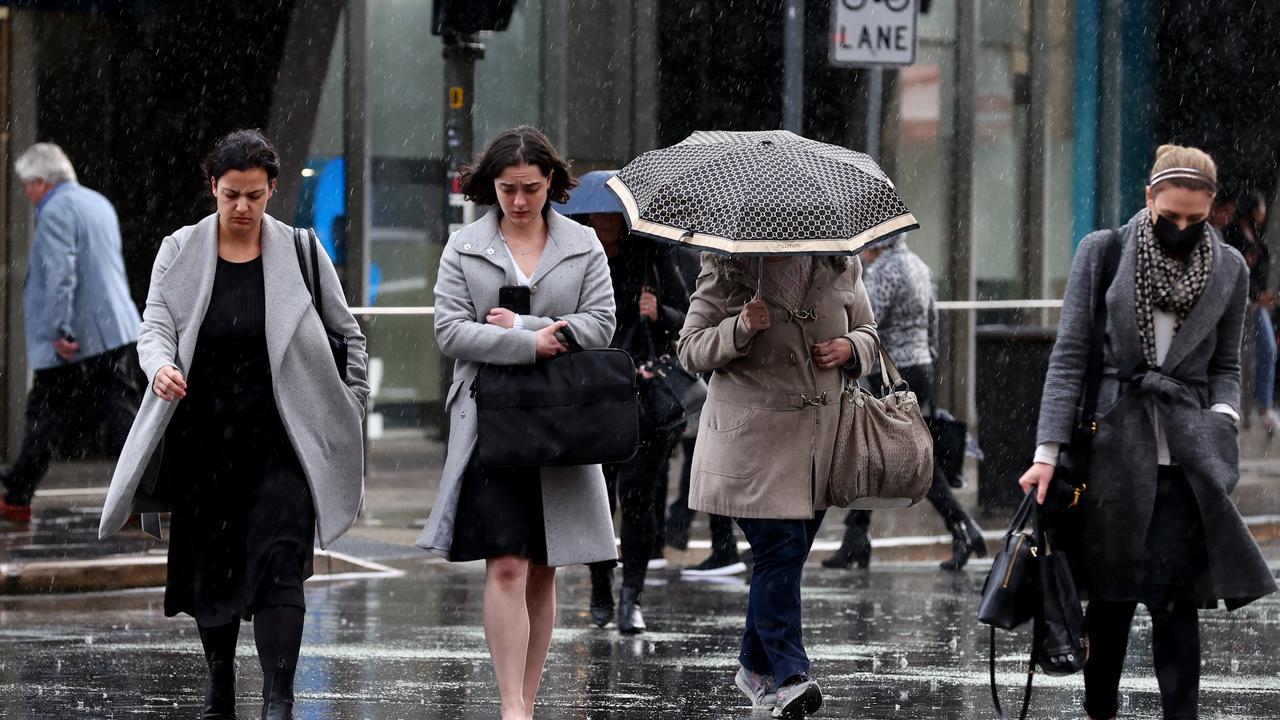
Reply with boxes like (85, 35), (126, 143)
(449, 452), (548, 565)
(162, 405), (314, 626)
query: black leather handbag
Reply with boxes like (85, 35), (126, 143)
(978, 492), (1040, 630)
(294, 228), (349, 381)
(473, 323), (640, 467)
(978, 494), (1088, 719)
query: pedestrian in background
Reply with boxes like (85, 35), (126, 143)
(664, 245), (748, 579)
(1, 143), (142, 523)
(823, 235), (987, 571)
(1221, 190), (1279, 430)
(679, 252), (879, 718)
(99, 129), (370, 720)
(582, 210), (689, 634)
(1019, 144), (1277, 720)
(415, 126), (617, 720)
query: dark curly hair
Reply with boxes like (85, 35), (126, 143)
(460, 125), (577, 208)
(202, 129), (280, 184)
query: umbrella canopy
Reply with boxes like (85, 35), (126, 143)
(606, 130), (918, 256)
(553, 169), (623, 216)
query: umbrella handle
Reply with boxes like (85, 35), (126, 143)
(757, 257), (765, 297)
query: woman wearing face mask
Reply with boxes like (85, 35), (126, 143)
(1019, 144), (1277, 720)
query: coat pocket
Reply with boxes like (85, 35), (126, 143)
(696, 401), (764, 479)
(1201, 408), (1240, 494)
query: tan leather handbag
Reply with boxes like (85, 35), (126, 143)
(827, 348), (934, 509)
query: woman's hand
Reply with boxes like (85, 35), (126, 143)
(639, 289), (659, 322)
(153, 365), (187, 402)
(812, 337), (854, 370)
(486, 307), (517, 329)
(741, 296), (771, 333)
(535, 320), (569, 359)
(1017, 462), (1056, 504)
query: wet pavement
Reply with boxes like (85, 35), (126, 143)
(2, 557), (1278, 719)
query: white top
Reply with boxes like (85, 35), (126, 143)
(501, 237), (532, 331)
(1034, 308), (1238, 467)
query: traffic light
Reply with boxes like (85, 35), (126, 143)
(431, 0), (519, 36)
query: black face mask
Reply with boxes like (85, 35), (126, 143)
(1152, 214), (1205, 256)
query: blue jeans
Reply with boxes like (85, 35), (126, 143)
(735, 512), (826, 686)
(1254, 306), (1276, 411)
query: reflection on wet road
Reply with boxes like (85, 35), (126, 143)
(1, 560), (1277, 718)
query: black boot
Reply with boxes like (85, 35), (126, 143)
(260, 660), (295, 720)
(940, 517), (987, 571)
(589, 564), (615, 628)
(822, 523), (871, 569)
(617, 586), (646, 635)
(203, 658), (237, 719)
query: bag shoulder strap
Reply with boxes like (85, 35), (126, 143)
(293, 227), (324, 317)
(989, 625), (1036, 720)
(1076, 230), (1123, 440)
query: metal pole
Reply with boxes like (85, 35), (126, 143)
(439, 33), (484, 438)
(343, 0), (371, 310)
(1024, 0), (1052, 322)
(782, 0), (804, 132)
(865, 67), (884, 161)
(1096, 0), (1124, 228)
(946, 0), (978, 426)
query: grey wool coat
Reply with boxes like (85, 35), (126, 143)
(1036, 211), (1278, 608)
(415, 208), (619, 567)
(677, 254), (879, 520)
(99, 213), (370, 548)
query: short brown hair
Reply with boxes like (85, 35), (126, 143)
(1148, 143), (1217, 195)
(460, 126), (578, 207)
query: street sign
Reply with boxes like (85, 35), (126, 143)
(830, 0), (918, 67)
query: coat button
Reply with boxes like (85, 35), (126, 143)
(531, 284), (539, 294)
(463, 243), (472, 250)
(485, 248), (494, 255)
(788, 352), (798, 366)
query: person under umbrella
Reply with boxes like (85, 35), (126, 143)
(555, 172), (692, 633)
(610, 130), (918, 718)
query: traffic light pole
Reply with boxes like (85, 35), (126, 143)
(437, 33), (484, 437)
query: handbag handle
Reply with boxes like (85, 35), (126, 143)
(1005, 491), (1038, 537)
(550, 317), (585, 353)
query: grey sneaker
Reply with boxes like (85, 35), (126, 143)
(771, 678), (822, 718)
(734, 666), (777, 709)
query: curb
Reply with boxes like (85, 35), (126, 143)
(0, 550), (403, 596)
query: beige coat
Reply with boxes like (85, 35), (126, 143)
(677, 254), (878, 519)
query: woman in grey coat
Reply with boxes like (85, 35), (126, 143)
(416, 126), (616, 720)
(99, 131), (369, 720)
(1020, 144), (1277, 720)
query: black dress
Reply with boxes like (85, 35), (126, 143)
(162, 256), (315, 626)
(449, 453), (548, 565)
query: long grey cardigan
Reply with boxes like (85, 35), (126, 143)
(1037, 211), (1277, 608)
(415, 209), (619, 567)
(99, 213), (370, 548)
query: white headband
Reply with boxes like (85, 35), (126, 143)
(1149, 167), (1216, 192)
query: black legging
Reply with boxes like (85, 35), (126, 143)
(198, 605), (305, 674)
(1083, 466), (1206, 720)
(591, 429), (679, 591)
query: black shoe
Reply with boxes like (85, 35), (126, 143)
(821, 525), (871, 569)
(260, 661), (295, 720)
(203, 658), (237, 719)
(681, 554), (747, 578)
(617, 587), (646, 635)
(589, 570), (615, 628)
(940, 517), (987, 571)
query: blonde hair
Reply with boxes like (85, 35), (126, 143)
(1148, 144), (1216, 195)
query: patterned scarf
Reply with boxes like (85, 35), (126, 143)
(1134, 208), (1214, 367)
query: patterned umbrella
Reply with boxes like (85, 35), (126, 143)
(606, 130), (918, 256)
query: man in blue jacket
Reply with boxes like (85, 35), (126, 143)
(1, 143), (141, 522)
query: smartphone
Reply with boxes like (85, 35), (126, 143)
(498, 285), (531, 315)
